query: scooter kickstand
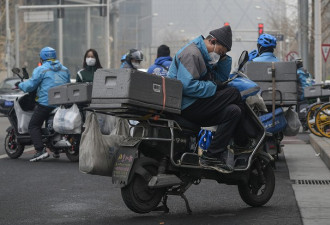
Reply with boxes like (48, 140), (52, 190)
(153, 194), (169, 213)
(180, 193), (192, 215)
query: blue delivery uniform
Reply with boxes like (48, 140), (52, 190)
(19, 60), (70, 107)
(18, 46), (70, 161)
(168, 26), (248, 168)
(252, 52), (279, 62)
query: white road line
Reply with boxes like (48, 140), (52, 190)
(0, 147), (35, 159)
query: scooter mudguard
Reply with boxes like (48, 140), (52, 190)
(112, 137), (141, 187)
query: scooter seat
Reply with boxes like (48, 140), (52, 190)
(167, 114), (200, 132)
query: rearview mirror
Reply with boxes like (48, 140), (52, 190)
(11, 68), (20, 75)
(22, 67), (29, 79)
(237, 51), (249, 71)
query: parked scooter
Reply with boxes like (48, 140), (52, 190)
(89, 51), (275, 214)
(4, 68), (80, 162)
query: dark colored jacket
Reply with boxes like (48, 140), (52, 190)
(76, 66), (98, 82)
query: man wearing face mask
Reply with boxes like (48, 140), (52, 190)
(168, 25), (247, 171)
(76, 49), (103, 83)
(120, 49), (144, 69)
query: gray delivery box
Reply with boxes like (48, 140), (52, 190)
(48, 83), (93, 105)
(48, 84), (69, 105)
(67, 82), (92, 103)
(245, 61), (297, 81)
(91, 69), (183, 114)
(245, 61), (298, 105)
(304, 84), (322, 98)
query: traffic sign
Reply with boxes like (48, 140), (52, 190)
(24, 11), (54, 23)
(285, 51), (299, 62)
(321, 44), (330, 62)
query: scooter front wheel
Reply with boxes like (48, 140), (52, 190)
(238, 160), (275, 207)
(4, 131), (25, 159)
(121, 163), (165, 213)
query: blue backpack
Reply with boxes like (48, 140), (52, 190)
(227, 74), (260, 100)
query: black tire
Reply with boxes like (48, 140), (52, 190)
(65, 135), (80, 162)
(4, 131), (25, 159)
(238, 161), (275, 207)
(121, 163), (165, 213)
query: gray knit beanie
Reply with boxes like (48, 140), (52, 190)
(209, 25), (232, 51)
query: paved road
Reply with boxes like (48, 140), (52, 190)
(0, 116), (303, 225)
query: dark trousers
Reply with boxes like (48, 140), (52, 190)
(28, 104), (54, 151)
(181, 87), (246, 156)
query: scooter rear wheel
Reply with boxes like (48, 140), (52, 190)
(121, 163), (165, 213)
(238, 161), (275, 207)
(4, 131), (25, 159)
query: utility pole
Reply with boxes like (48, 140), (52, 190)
(314, 0), (322, 83)
(6, 0), (12, 77)
(299, 0), (309, 71)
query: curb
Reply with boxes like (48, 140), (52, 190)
(309, 134), (330, 170)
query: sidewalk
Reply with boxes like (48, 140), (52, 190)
(309, 134), (330, 170)
(283, 136), (330, 225)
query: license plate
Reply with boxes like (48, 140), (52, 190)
(4, 101), (14, 107)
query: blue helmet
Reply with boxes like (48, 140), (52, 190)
(40, 47), (57, 61)
(121, 54), (127, 62)
(257, 34), (277, 48)
(248, 49), (258, 61)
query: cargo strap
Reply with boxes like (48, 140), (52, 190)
(152, 76), (166, 121)
(272, 62), (276, 127)
(161, 76), (166, 111)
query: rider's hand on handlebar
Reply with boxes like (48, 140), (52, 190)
(214, 80), (227, 90)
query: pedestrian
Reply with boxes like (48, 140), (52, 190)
(147, 44), (172, 76)
(168, 25), (250, 171)
(76, 49), (102, 83)
(252, 34), (279, 62)
(296, 58), (314, 101)
(120, 49), (144, 69)
(17, 47), (71, 162)
(120, 53), (127, 68)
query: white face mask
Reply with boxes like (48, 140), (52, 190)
(86, 57), (96, 66)
(209, 44), (221, 65)
(132, 62), (141, 69)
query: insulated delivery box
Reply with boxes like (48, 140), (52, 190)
(245, 61), (298, 106)
(48, 82), (93, 105)
(90, 69), (183, 114)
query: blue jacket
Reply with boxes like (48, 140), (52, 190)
(252, 52), (279, 62)
(120, 61), (131, 68)
(147, 56), (172, 76)
(297, 68), (314, 100)
(168, 36), (232, 110)
(18, 60), (70, 107)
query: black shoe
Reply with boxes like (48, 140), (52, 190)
(199, 152), (225, 167)
(200, 151), (234, 173)
(30, 148), (49, 162)
(232, 138), (257, 154)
